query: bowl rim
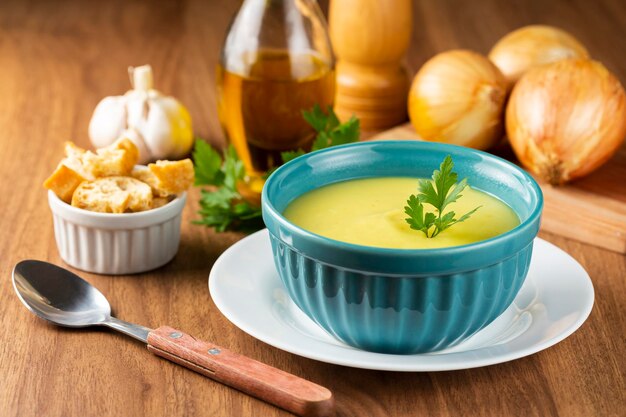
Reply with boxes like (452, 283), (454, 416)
(262, 140), (543, 258)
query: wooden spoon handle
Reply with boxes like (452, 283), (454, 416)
(147, 326), (334, 417)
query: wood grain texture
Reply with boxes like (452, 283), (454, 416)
(0, 1), (624, 417)
(371, 123), (626, 253)
(147, 326), (334, 417)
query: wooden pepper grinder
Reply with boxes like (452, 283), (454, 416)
(329, 0), (413, 131)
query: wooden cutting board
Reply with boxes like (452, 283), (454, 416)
(371, 123), (626, 254)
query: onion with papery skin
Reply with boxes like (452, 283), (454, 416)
(506, 59), (626, 185)
(408, 50), (507, 150)
(489, 25), (589, 89)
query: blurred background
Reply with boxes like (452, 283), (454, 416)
(1, 0), (623, 150)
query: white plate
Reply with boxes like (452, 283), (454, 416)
(209, 229), (594, 372)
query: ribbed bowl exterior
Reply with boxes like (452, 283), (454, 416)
(48, 191), (186, 275)
(262, 141), (543, 354)
(270, 233), (533, 354)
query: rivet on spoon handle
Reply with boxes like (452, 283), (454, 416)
(147, 326), (335, 417)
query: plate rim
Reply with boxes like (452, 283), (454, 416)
(209, 229), (594, 372)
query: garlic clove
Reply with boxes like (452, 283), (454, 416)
(120, 128), (152, 165)
(124, 93), (173, 160)
(126, 95), (193, 161)
(88, 96), (127, 148)
(160, 98), (194, 159)
(141, 98), (177, 160)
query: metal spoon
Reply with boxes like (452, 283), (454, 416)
(12, 260), (333, 417)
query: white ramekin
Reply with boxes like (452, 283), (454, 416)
(48, 190), (187, 275)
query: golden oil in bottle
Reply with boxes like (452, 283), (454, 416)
(217, 49), (335, 191)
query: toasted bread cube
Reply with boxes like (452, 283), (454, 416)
(72, 181), (131, 213)
(62, 156), (94, 180)
(71, 176), (153, 213)
(84, 138), (138, 178)
(64, 142), (87, 158)
(130, 166), (163, 196)
(98, 138), (139, 173)
(150, 159), (194, 195)
(59, 138), (140, 180)
(82, 151), (126, 177)
(132, 159), (194, 197)
(122, 178), (153, 212)
(43, 164), (87, 203)
(152, 196), (174, 209)
(59, 142), (94, 180)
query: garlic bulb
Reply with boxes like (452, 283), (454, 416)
(506, 59), (626, 185)
(408, 50), (507, 150)
(489, 25), (589, 89)
(89, 65), (193, 164)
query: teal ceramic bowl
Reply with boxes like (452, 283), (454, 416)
(262, 141), (543, 354)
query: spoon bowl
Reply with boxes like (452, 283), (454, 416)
(13, 260), (111, 327)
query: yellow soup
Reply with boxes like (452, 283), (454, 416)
(283, 177), (520, 249)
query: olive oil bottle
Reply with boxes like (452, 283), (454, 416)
(218, 0), (335, 192)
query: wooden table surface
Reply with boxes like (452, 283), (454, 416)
(1, 0), (624, 416)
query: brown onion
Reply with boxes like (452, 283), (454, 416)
(408, 50), (507, 150)
(489, 25), (589, 89)
(506, 59), (626, 185)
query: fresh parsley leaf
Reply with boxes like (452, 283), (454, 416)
(432, 211), (456, 237)
(405, 155), (481, 238)
(454, 206), (481, 224)
(280, 149), (306, 164)
(302, 104), (334, 132)
(417, 155), (458, 213)
(311, 130), (331, 151)
(415, 179), (439, 209)
(222, 145), (244, 190)
(193, 139), (225, 186)
(326, 116), (360, 147)
(192, 139), (263, 232)
(280, 105), (360, 163)
(443, 178), (468, 209)
(405, 195), (434, 235)
(199, 187), (238, 210)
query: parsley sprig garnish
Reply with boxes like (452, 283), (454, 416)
(404, 155), (480, 238)
(193, 105), (359, 232)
